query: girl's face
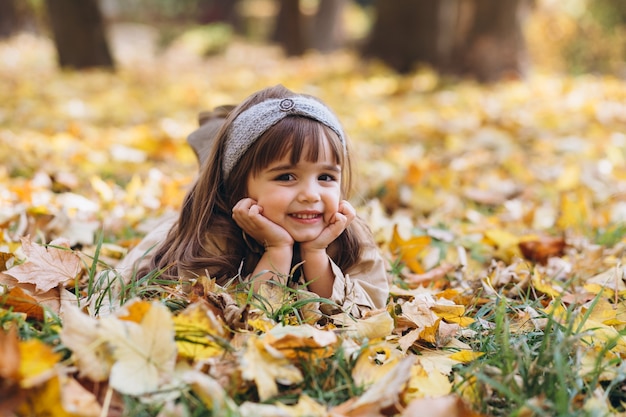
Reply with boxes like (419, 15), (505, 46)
(246, 137), (342, 243)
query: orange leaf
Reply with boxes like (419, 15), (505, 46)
(0, 325), (20, 382)
(389, 225), (431, 274)
(0, 286), (45, 321)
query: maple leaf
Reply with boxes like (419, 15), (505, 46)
(6, 237), (81, 292)
(98, 300), (178, 396)
(240, 334), (303, 401)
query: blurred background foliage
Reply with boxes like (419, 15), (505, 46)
(1, 0), (625, 80)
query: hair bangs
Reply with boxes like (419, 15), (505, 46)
(249, 116), (345, 175)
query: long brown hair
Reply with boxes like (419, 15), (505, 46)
(138, 84), (362, 283)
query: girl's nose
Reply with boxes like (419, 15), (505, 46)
(297, 182), (321, 203)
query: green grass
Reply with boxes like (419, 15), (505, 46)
(454, 291), (626, 417)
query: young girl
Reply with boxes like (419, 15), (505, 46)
(119, 85), (390, 317)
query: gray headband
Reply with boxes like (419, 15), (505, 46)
(222, 97), (345, 178)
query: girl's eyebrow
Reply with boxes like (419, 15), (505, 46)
(266, 163), (341, 173)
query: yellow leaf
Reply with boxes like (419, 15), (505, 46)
(557, 189), (590, 230)
(332, 355), (416, 416)
(483, 229), (522, 261)
(266, 324), (337, 360)
(389, 224), (431, 273)
(406, 362), (452, 398)
(240, 334), (303, 401)
(420, 318), (440, 345)
(18, 339), (61, 388)
(117, 298), (152, 323)
(583, 297), (626, 327)
(352, 341), (403, 387)
(448, 350), (485, 363)
(556, 163), (581, 191)
(584, 266), (626, 297)
(276, 394), (328, 417)
(431, 303), (466, 323)
(18, 377), (73, 417)
(174, 301), (229, 360)
(531, 267), (565, 298)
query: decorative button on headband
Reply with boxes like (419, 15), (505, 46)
(222, 97), (346, 178)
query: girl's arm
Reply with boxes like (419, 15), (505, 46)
(300, 200), (355, 297)
(232, 198), (294, 289)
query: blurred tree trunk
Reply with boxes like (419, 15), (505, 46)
(362, 0), (530, 82)
(196, 0), (240, 27)
(273, 0), (347, 55)
(453, 0), (528, 82)
(0, 0), (20, 37)
(363, 0), (441, 73)
(311, 0), (346, 52)
(273, 0), (306, 56)
(45, 0), (114, 69)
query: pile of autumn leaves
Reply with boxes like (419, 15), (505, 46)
(2, 33), (626, 416)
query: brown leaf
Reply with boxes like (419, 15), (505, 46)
(0, 286), (45, 321)
(0, 252), (13, 272)
(0, 324), (20, 381)
(519, 236), (566, 264)
(5, 237), (82, 292)
(0, 324), (24, 416)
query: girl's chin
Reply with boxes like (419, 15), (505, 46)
(290, 230), (324, 243)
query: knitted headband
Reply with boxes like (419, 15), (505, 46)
(222, 96), (346, 178)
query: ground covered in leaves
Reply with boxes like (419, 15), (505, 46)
(2, 31), (626, 417)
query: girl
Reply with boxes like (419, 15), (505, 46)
(120, 85), (390, 317)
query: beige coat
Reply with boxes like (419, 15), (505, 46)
(113, 213), (391, 317)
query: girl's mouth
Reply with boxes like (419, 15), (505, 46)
(290, 212), (322, 220)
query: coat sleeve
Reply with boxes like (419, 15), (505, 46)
(324, 219), (391, 318)
(110, 212), (177, 284)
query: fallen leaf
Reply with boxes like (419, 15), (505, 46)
(240, 334), (303, 401)
(98, 300), (178, 395)
(174, 300), (229, 360)
(6, 237), (82, 292)
(18, 338), (61, 388)
(0, 286), (44, 321)
(330, 355), (415, 417)
(389, 225), (431, 274)
(401, 394), (484, 417)
(518, 235), (566, 264)
(60, 305), (112, 382)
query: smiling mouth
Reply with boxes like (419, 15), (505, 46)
(290, 213), (321, 220)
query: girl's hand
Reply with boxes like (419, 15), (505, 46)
(301, 200), (356, 251)
(232, 198), (293, 249)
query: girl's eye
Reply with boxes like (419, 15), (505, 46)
(275, 173), (295, 181)
(319, 173), (337, 182)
